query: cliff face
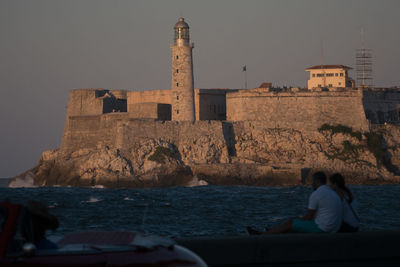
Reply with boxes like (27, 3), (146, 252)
(12, 121), (400, 187)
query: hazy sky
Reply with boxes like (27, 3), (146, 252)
(1, 0), (399, 177)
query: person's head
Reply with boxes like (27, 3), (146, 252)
(312, 171), (327, 190)
(329, 173), (353, 202)
(329, 173), (345, 189)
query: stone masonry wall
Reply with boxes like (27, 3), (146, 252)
(129, 103), (171, 120)
(61, 118), (229, 165)
(127, 90), (171, 105)
(61, 113), (128, 150)
(195, 89), (227, 121)
(66, 89), (104, 117)
(362, 89), (400, 124)
(171, 46), (195, 121)
(117, 120), (224, 147)
(226, 89), (370, 131)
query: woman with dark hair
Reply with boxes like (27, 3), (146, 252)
(329, 173), (359, 232)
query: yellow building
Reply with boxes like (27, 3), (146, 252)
(305, 65), (354, 89)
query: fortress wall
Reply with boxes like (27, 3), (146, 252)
(195, 89), (227, 120)
(66, 89), (128, 116)
(129, 103), (171, 120)
(120, 120), (225, 146)
(362, 89), (400, 124)
(102, 90), (128, 113)
(61, 116), (227, 153)
(226, 90), (369, 131)
(60, 113), (128, 151)
(127, 90), (171, 114)
(66, 89), (104, 117)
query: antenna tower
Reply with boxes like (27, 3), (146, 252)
(356, 28), (373, 88)
(320, 39), (326, 87)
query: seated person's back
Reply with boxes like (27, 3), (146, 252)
(309, 184), (343, 233)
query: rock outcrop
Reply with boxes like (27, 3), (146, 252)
(10, 122), (400, 187)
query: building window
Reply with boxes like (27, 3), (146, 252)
(340, 73), (344, 77)
(177, 110), (179, 114)
(177, 95), (179, 100)
(317, 73), (324, 77)
(328, 84), (332, 87)
(176, 55), (179, 59)
(176, 69), (179, 73)
(335, 73), (338, 77)
(318, 84), (322, 87)
(326, 73), (334, 77)
(176, 83), (179, 86)
(339, 82), (341, 85)
(312, 74), (315, 77)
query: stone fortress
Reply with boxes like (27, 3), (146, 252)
(63, 18), (400, 140)
(19, 17), (400, 187)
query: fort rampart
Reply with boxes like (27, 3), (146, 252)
(226, 89), (370, 131)
(61, 87), (400, 153)
(362, 88), (400, 124)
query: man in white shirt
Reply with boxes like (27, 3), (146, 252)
(247, 171), (343, 234)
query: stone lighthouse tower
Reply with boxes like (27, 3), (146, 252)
(171, 17), (195, 121)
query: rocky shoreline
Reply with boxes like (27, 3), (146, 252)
(9, 123), (400, 188)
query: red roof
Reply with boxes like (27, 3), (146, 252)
(305, 65), (353, 70)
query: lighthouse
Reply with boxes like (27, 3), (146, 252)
(170, 17), (195, 121)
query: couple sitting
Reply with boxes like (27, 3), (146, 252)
(247, 171), (359, 235)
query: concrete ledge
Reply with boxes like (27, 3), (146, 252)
(176, 231), (400, 266)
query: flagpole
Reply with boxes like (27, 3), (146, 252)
(242, 65), (247, 89)
(245, 71), (247, 89)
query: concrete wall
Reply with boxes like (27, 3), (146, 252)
(176, 231), (400, 267)
(306, 68), (351, 89)
(362, 88), (400, 124)
(226, 89), (370, 131)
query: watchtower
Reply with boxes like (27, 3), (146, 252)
(170, 17), (195, 121)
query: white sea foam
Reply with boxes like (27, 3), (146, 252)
(83, 197), (102, 203)
(91, 185), (105, 189)
(48, 202), (58, 209)
(185, 176), (208, 187)
(8, 175), (36, 188)
(124, 197), (134, 201)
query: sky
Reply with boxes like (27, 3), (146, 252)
(1, 0), (399, 178)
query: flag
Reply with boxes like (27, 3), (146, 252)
(242, 65), (247, 72)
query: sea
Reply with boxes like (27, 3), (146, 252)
(1, 181), (399, 238)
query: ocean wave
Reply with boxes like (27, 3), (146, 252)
(91, 185), (105, 189)
(8, 176), (36, 188)
(185, 176), (208, 187)
(48, 202), (58, 209)
(83, 197), (102, 203)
